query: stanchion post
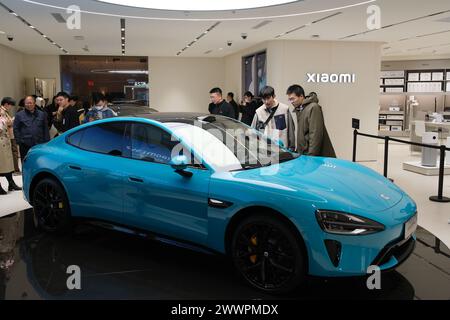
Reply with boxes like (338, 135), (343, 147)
(352, 129), (357, 162)
(430, 145), (450, 203)
(384, 136), (389, 178)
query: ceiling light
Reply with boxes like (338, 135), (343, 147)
(97, 0), (298, 11)
(176, 22), (220, 56)
(0, 2), (66, 54)
(109, 70), (148, 74)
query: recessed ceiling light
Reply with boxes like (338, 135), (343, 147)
(109, 70), (148, 74)
(176, 22), (220, 56)
(97, 0), (298, 11)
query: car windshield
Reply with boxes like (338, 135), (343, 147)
(166, 116), (299, 172)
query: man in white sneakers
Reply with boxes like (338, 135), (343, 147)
(251, 86), (295, 150)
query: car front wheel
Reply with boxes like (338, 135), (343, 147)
(32, 178), (72, 233)
(231, 214), (307, 294)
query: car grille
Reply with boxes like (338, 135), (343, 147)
(371, 236), (416, 267)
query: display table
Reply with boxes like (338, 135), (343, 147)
(403, 161), (450, 176)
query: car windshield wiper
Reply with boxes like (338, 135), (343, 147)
(230, 163), (263, 171)
(198, 115), (216, 123)
(278, 153), (300, 163)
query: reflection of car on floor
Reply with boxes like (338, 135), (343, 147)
(22, 113), (418, 294)
(111, 99), (148, 107)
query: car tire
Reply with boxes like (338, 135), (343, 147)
(231, 214), (307, 294)
(32, 178), (72, 234)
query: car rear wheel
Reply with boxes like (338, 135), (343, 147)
(32, 178), (72, 233)
(231, 214), (307, 294)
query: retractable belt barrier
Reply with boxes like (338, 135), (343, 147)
(352, 129), (450, 203)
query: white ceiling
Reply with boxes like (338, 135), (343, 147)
(0, 0), (450, 59)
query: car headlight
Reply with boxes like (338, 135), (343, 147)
(315, 210), (385, 236)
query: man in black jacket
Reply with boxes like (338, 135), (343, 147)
(208, 87), (235, 119)
(13, 96), (50, 161)
(239, 91), (261, 126)
(226, 92), (239, 120)
(53, 92), (81, 133)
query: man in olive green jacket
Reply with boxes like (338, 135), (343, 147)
(286, 85), (336, 158)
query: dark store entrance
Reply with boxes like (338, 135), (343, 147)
(60, 55), (149, 105)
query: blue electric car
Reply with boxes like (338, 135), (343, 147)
(22, 113), (417, 293)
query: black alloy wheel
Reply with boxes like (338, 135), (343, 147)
(33, 178), (72, 233)
(231, 214), (307, 294)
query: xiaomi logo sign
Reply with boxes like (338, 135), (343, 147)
(307, 73), (356, 84)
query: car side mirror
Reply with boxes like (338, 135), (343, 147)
(170, 155), (193, 178)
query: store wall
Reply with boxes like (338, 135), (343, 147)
(148, 57), (224, 112)
(22, 54), (61, 95)
(0, 44), (24, 103)
(225, 40), (382, 161)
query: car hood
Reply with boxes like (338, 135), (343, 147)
(228, 156), (405, 213)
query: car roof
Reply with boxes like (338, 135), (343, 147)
(131, 112), (214, 123)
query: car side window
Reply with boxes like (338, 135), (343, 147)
(130, 123), (179, 164)
(77, 122), (126, 156)
(67, 129), (85, 147)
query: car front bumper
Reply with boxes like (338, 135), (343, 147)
(297, 196), (417, 278)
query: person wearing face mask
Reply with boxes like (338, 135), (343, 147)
(83, 93), (116, 123)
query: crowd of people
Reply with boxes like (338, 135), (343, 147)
(0, 92), (117, 195)
(208, 84), (335, 158)
(1, 84), (336, 195)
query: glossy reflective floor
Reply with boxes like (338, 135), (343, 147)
(1, 210), (449, 300)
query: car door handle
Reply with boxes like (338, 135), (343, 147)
(129, 177), (144, 183)
(69, 165), (82, 171)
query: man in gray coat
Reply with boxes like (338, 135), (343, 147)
(286, 85), (336, 158)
